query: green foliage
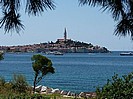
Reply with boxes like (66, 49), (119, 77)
(0, 76), (5, 86)
(31, 54), (55, 93)
(11, 74), (29, 93)
(0, 0), (55, 33)
(96, 72), (133, 99)
(0, 0), (132, 40)
(0, 74), (31, 96)
(0, 76), (6, 94)
(0, 53), (4, 61)
(0, 93), (76, 99)
(79, 0), (133, 40)
(31, 54), (55, 76)
(0, 75), (72, 99)
(32, 54), (54, 73)
(0, 93), (51, 99)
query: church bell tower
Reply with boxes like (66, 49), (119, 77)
(64, 28), (67, 42)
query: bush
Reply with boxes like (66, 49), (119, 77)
(11, 74), (30, 93)
(0, 76), (5, 86)
(0, 94), (51, 99)
(96, 72), (133, 99)
(0, 53), (4, 61)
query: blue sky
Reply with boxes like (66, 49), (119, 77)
(0, 0), (132, 51)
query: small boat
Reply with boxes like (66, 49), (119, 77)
(45, 51), (55, 55)
(45, 51), (63, 55)
(120, 52), (133, 56)
(54, 51), (63, 55)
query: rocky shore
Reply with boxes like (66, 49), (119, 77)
(33, 85), (96, 98)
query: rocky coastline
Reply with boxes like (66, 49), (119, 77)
(33, 85), (96, 98)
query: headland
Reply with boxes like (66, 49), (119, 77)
(0, 28), (109, 53)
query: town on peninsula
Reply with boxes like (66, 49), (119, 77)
(0, 28), (109, 53)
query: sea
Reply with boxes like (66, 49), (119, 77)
(0, 51), (133, 93)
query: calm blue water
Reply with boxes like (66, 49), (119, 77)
(0, 51), (133, 93)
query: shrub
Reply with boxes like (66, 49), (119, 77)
(11, 74), (29, 93)
(96, 72), (133, 99)
(0, 76), (5, 86)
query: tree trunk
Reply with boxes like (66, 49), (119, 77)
(33, 73), (38, 93)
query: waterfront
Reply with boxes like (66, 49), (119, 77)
(0, 51), (133, 93)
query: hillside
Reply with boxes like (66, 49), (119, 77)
(0, 39), (109, 53)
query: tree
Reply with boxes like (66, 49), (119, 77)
(79, 0), (133, 39)
(0, 0), (55, 33)
(0, 53), (4, 61)
(96, 72), (133, 99)
(0, 1), (132, 39)
(31, 54), (55, 93)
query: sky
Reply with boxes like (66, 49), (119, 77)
(0, 0), (133, 51)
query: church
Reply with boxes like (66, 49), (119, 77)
(57, 28), (71, 43)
